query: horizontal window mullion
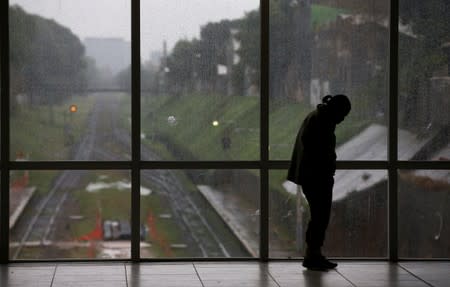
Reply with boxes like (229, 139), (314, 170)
(9, 161), (132, 170)
(23, 88), (131, 93)
(269, 160), (389, 169)
(396, 161), (450, 170)
(12, 160), (447, 170)
(9, 161), (262, 170)
(140, 161), (261, 169)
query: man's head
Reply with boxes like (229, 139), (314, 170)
(322, 94), (351, 124)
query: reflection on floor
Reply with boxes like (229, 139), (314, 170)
(0, 261), (448, 287)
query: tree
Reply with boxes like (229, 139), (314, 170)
(166, 39), (199, 95)
(234, 10), (260, 96)
(10, 5), (87, 109)
(398, 0), (450, 128)
(197, 21), (232, 93)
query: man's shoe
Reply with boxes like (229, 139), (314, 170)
(302, 256), (337, 271)
(320, 257), (338, 269)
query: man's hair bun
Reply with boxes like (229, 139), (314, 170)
(322, 95), (333, 104)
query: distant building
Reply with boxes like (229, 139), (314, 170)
(149, 50), (163, 66)
(84, 37), (131, 75)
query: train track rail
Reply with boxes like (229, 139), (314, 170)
(12, 92), (237, 258)
(12, 97), (101, 259)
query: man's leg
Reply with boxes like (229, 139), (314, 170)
(303, 177), (333, 250)
(302, 177), (336, 269)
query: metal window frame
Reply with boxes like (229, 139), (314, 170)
(1, 0), (450, 264)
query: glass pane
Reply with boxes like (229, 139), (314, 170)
(270, 169), (387, 258)
(399, 169), (450, 258)
(140, 169), (260, 258)
(140, 1), (260, 160)
(270, 0), (389, 160)
(1, 28), (2, 160)
(10, 1), (131, 161)
(10, 170), (131, 260)
(398, 1), (450, 160)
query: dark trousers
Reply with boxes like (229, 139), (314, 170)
(301, 177), (334, 250)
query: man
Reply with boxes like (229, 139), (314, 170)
(288, 94), (351, 270)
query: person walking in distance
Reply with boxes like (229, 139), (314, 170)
(287, 94), (351, 270)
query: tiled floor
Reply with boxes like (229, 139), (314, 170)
(0, 262), (448, 287)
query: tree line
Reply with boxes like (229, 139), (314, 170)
(9, 5), (89, 110)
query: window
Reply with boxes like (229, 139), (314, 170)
(9, 1), (131, 161)
(10, 170), (131, 260)
(269, 170), (388, 258)
(140, 0), (260, 161)
(140, 169), (259, 258)
(398, 0), (450, 161)
(399, 170), (450, 258)
(1, 0), (449, 262)
(269, 0), (389, 161)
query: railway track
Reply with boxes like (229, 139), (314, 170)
(12, 97), (101, 259)
(12, 92), (238, 259)
(109, 96), (233, 257)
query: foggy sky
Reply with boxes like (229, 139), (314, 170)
(11, 0), (259, 60)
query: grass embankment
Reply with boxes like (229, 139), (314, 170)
(312, 4), (347, 29)
(10, 95), (95, 195)
(139, 93), (259, 161)
(138, 94), (367, 182)
(139, 94), (367, 161)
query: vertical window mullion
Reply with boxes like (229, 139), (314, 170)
(131, 0), (141, 262)
(260, 0), (269, 261)
(388, 0), (399, 262)
(0, 0), (11, 264)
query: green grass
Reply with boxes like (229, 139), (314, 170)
(312, 4), (347, 29)
(140, 93), (260, 161)
(11, 95), (94, 161)
(137, 93), (370, 164)
(11, 95), (95, 196)
(269, 101), (310, 160)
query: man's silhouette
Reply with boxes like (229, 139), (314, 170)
(288, 94), (351, 270)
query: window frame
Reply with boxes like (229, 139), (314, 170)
(1, 0), (449, 263)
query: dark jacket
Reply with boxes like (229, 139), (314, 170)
(287, 104), (337, 185)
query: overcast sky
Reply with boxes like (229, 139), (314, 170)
(11, 0), (259, 60)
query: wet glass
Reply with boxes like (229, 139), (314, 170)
(269, 170), (387, 258)
(269, 0), (389, 160)
(140, 169), (260, 258)
(140, 0), (260, 161)
(398, 1), (450, 161)
(9, 1), (131, 161)
(9, 170), (131, 260)
(399, 169), (450, 258)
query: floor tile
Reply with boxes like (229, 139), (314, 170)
(400, 262), (450, 287)
(336, 262), (430, 287)
(128, 279), (203, 287)
(52, 281), (127, 287)
(201, 279), (278, 287)
(194, 263), (263, 270)
(126, 263), (197, 275)
(271, 268), (353, 287)
(196, 263), (277, 287)
(53, 264), (126, 285)
(56, 263), (125, 275)
(0, 265), (55, 287)
(126, 264), (202, 287)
